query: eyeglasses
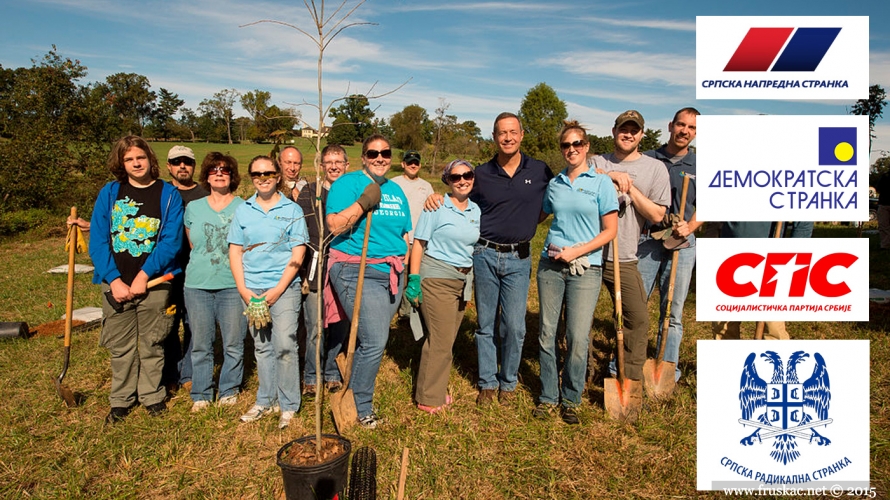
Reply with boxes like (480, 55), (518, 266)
(364, 149), (392, 160)
(170, 157), (196, 167)
(560, 140), (587, 150)
(447, 171), (475, 183)
(323, 160), (347, 167)
(209, 165), (232, 176)
(249, 171), (278, 181)
(405, 160), (420, 167)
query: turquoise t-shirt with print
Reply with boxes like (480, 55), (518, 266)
(184, 196), (244, 290)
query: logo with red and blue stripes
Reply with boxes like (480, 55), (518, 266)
(724, 27), (841, 72)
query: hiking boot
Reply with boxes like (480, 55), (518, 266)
(217, 394), (238, 406)
(146, 402), (167, 416)
(532, 403), (557, 420)
(561, 406), (580, 425)
(279, 410), (296, 429)
(181, 381), (192, 395)
(476, 388), (497, 406)
(105, 406), (133, 425)
(240, 405), (274, 423)
(357, 412), (382, 430)
(302, 384), (316, 399)
(498, 390), (516, 405)
(325, 381), (343, 394)
(191, 400), (211, 413)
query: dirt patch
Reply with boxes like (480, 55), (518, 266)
(280, 436), (347, 467)
(33, 319), (85, 337)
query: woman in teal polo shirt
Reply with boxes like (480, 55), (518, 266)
(228, 155), (308, 429)
(326, 134), (411, 430)
(406, 159), (481, 414)
(535, 120), (618, 425)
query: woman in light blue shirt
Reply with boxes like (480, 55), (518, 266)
(535, 120), (618, 425)
(406, 159), (481, 414)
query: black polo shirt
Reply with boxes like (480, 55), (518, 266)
(470, 152), (553, 244)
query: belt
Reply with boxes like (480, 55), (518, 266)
(454, 266), (471, 275)
(477, 237), (530, 254)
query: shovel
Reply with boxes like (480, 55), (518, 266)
(55, 207), (80, 407)
(754, 221), (784, 340)
(643, 175), (690, 399)
(331, 212), (373, 432)
(604, 232), (642, 422)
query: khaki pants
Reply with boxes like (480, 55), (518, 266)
(712, 321), (789, 340)
(602, 260), (648, 380)
(100, 283), (174, 408)
(415, 278), (466, 407)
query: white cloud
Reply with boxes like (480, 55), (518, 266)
(543, 50), (695, 86)
(576, 16), (696, 32)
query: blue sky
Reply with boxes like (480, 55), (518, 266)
(1, 0), (887, 162)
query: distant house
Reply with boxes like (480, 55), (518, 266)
(301, 126), (330, 139)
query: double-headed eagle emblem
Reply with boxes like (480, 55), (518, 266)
(738, 350), (832, 464)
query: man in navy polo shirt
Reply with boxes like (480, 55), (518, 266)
(471, 112), (553, 406)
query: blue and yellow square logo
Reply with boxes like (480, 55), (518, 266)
(818, 127), (857, 165)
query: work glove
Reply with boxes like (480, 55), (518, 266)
(405, 274), (423, 307)
(567, 243), (591, 276)
(356, 182), (381, 212)
(244, 296), (271, 330)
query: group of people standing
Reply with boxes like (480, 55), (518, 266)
(86, 105), (707, 429)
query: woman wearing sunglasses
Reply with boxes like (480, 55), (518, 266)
(406, 159), (481, 414)
(326, 134), (412, 429)
(534, 120), (618, 425)
(183, 153), (247, 413)
(228, 155), (308, 428)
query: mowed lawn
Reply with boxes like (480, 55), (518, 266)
(0, 145), (887, 498)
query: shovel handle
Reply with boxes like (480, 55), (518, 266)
(612, 233), (625, 382)
(64, 207), (77, 350)
(342, 211), (373, 387)
(657, 175), (691, 363)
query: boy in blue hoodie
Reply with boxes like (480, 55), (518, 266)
(89, 135), (183, 424)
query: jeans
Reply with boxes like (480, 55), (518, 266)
(329, 262), (403, 418)
(248, 281), (302, 411)
(472, 244), (531, 391)
(636, 233), (696, 382)
(536, 258), (602, 407)
(184, 287), (247, 402)
(303, 289), (347, 384)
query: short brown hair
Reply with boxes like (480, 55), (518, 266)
(198, 152), (241, 192)
(558, 119), (588, 143)
(493, 112), (523, 134)
(108, 135), (159, 183)
(361, 134), (391, 156)
(672, 107), (700, 124)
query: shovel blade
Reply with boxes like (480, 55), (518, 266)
(335, 353), (348, 380)
(53, 377), (76, 408)
(643, 360), (677, 400)
(331, 389), (358, 433)
(604, 377), (642, 423)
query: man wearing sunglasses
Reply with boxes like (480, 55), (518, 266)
(392, 150), (434, 318)
(590, 110), (670, 384)
(163, 145), (209, 396)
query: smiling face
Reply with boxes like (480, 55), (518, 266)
(447, 163), (475, 198)
(612, 122), (643, 156)
(493, 116), (523, 156)
(280, 147), (302, 181)
(207, 163), (232, 192)
(249, 158), (279, 197)
(560, 129), (589, 168)
(402, 158), (421, 179)
(667, 111), (697, 154)
(322, 151), (347, 184)
(362, 138), (392, 179)
(123, 146), (153, 186)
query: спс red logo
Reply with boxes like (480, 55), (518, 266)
(716, 252), (858, 297)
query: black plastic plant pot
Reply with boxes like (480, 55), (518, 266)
(276, 434), (351, 500)
(0, 322), (29, 340)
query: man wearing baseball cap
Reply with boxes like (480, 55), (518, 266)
(163, 145), (209, 395)
(590, 110), (670, 382)
(392, 150), (435, 318)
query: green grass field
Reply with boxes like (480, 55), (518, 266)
(0, 151), (887, 498)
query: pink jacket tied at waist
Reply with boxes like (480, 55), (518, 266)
(323, 248), (404, 327)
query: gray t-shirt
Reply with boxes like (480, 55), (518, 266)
(591, 153), (670, 262)
(391, 175), (434, 244)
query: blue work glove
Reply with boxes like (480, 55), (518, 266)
(405, 274), (422, 307)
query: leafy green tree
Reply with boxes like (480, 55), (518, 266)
(177, 107), (199, 142)
(328, 94), (374, 143)
(98, 72), (156, 136)
(152, 88), (184, 141)
(372, 117), (393, 138)
(200, 89), (240, 144)
(241, 89), (271, 142)
(518, 82), (567, 159)
(587, 134), (614, 155)
(326, 114), (357, 145)
(390, 104), (431, 151)
(851, 84), (887, 151)
(640, 128), (663, 153)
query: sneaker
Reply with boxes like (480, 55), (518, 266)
(240, 405), (273, 423)
(561, 406), (580, 425)
(146, 402), (167, 416)
(417, 395), (453, 414)
(357, 412), (382, 429)
(476, 388), (497, 406)
(191, 400), (211, 413)
(532, 403), (557, 420)
(325, 381), (343, 394)
(279, 410), (296, 429)
(105, 406), (133, 425)
(217, 394), (238, 406)
(498, 390), (516, 405)
(302, 384), (316, 399)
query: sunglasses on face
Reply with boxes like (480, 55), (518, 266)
(169, 157), (196, 167)
(560, 140), (587, 150)
(249, 171), (278, 181)
(447, 171), (475, 183)
(209, 165), (232, 176)
(364, 149), (392, 160)
(405, 160), (420, 167)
